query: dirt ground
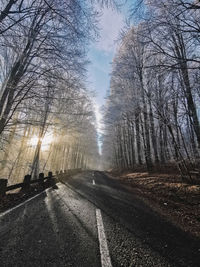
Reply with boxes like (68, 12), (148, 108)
(109, 171), (200, 239)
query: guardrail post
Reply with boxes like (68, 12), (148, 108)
(0, 179), (8, 197)
(48, 171), (53, 178)
(39, 173), (44, 180)
(22, 174), (31, 191)
(39, 173), (44, 187)
(48, 171), (55, 186)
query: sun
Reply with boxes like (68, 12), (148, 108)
(29, 133), (54, 150)
(29, 136), (39, 146)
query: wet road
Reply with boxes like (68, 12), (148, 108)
(0, 171), (199, 266)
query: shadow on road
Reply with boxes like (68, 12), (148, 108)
(0, 185), (100, 267)
(66, 172), (200, 267)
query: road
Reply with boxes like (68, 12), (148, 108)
(0, 171), (199, 267)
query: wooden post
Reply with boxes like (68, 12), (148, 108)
(22, 174), (31, 191)
(39, 173), (44, 180)
(48, 171), (55, 186)
(39, 173), (44, 187)
(0, 179), (8, 197)
(48, 171), (53, 178)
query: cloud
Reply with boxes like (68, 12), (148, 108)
(96, 7), (125, 53)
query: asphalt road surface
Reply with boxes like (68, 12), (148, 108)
(0, 171), (199, 267)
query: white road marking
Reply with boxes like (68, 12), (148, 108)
(93, 179), (96, 185)
(96, 209), (112, 267)
(0, 184), (59, 218)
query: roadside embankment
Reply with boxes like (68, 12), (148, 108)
(108, 171), (200, 239)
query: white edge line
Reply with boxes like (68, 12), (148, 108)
(96, 209), (112, 267)
(0, 183), (61, 218)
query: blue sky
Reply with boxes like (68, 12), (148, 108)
(86, 1), (135, 154)
(87, 2), (132, 130)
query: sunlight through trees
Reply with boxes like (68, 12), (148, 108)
(0, 0), (102, 183)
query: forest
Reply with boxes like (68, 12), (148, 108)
(0, 0), (100, 184)
(102, 0), (200, 183)
(0, 0), (200, 185)
(0, 2), (200, 265)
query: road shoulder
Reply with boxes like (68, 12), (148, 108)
(106, 171), (200, 239)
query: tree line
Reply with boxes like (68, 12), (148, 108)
(102, 0), (200, 181)
(0, 0), (104, 183)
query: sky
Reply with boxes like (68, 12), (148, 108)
(87, 2), (131, 135)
